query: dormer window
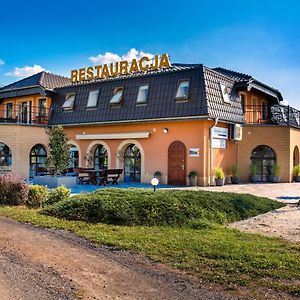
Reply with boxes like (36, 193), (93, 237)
(175, 80), (189, 101)
(62, 93), (76, 110)
(86, 90), (99, 108)
(220, 83), (231, 104)
(136, 84), (149, 104)
(110, 87), (123, 106)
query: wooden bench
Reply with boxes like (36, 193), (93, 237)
(96, 169), (123, 185)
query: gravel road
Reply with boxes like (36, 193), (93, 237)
(0, 216), (241, 300)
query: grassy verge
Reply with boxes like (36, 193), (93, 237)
(0, 205), (299, 297)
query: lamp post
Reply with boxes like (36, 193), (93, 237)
(151, 177), (159, 192)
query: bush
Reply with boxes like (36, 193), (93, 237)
(231, 164), (238, 176)
(0, 174), (28, 206)
(214, 167), (225, 179)
(43, 189), (284, 227)
(45, 186), (70, 206)
(27, 185), (49, 208)
(293, 165), (300, 176)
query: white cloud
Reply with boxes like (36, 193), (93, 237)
(89, 48), (154, 65)
(0, 59), (5, 65)
(6, 64), (46, 77)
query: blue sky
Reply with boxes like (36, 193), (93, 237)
(0, 0), (300, 106)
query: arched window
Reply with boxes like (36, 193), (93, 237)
(124, 144), (141, 182)
(0, 142), (12, 173)
(29, 144), (47, 177)
(293, 146), (299, 167)
(250, 145), (276, 182)
(69, 145), (79, 168)
(94, 145), (108, 171)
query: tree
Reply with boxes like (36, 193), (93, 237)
(45, 126), (71, 175)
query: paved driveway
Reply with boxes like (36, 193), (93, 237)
(191, 183), (300, 203)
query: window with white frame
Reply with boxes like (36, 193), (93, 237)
(86, 90), (99, 108)
(219, 83), (231, 104)
(136, 84), (149, 104)
(62, 93), (76, 110)
(175, 80), (189, 100)
(110, 88), (124, 105)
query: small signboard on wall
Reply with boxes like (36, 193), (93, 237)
(212, 139), (227, 149)
(212, 127), (228, 139)
(189, 148), (200, 157)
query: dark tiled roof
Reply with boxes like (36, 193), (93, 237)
(50, 64), (244, 126)
(0, 71), (71, 92)
(213, 67), (252, 82)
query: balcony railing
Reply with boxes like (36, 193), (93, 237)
(0, 105), (50, 125)
(244, 104), (300, 128)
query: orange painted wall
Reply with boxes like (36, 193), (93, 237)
(64, 120), (238, 186)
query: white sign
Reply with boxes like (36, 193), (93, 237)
(212, 127), (228, 139)
(212, 139), (227, 149)
(189, 148), (200, 157)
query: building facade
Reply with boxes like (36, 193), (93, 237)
(0, 59), (299, 185)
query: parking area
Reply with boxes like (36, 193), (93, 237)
(191, 183), (300, 203)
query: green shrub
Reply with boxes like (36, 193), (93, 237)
(272, 163), (281, 176)
(0, 174), (28, 206)
(154, 171), (162, 177)
(45, 186), (70, 206)
(293, 165), (300, 176)
(214, 167), (224, 179)
(231, 164), (238, 176)
(43, 189), (284, 227)
(27, 185), (49, 208)
(250, 164), (257, 175)
(188, 170), (198, 178)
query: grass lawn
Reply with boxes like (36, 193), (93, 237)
(0, 204), (299, 297)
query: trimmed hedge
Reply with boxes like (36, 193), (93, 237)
(42, 189), (284, 227)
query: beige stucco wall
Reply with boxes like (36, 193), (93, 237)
(0, 124), (49, 179)
(238, 125), (299, 182)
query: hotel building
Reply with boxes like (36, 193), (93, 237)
(0, 58), (299, 186)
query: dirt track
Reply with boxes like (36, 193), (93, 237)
(0, 217), (240, 300)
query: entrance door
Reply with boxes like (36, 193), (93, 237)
(168, 141), (186, 185)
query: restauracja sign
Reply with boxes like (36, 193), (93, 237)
(71, 53), (171, 82)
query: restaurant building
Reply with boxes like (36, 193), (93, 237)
(0, 55), (299, 186)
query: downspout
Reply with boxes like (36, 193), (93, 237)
(209, 117), (219, 186)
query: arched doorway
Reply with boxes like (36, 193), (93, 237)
(168, 141), (186, 185)
(124, 144), (141, 182)
(29, 144), (47, 177)
(0, 142), (12, 173)
(293, 146), (299, 166)
(250, 145), (276, 182)
(94, 145), (108, 171)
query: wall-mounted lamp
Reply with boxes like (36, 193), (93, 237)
(163, 128), (168, 134)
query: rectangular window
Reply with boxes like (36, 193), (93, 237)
(110, 88), (123, 105)
(38, 98), (47, 116)
(175, 80), (189, 100)
(220, 83), (231, 103)
(6, 103), (13, 119)
(240, 94), (246, 113)
(136, 84), (149, 104)
(86, 90), (99, 108)
(62, 93), (76, 110)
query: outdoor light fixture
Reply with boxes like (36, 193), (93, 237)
(151, 177), (159, 192)
(163, 128), (168, 134)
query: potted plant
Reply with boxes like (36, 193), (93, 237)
(230, 164), (239, 184)
(214, 167), (225, 186)
(293, 165), (300, 182)
(34, 126), (76, 188)
(154, 171), (162, 182)
(188, 171), (198, 186)
(249, 164), (259, 183)
(272, 163), (281, 183)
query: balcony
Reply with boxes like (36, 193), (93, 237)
(244, 104), (300, 128)
(0, 105), (51, 125)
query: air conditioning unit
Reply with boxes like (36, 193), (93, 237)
(230, 124), (243, 141)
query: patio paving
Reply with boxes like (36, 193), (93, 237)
(190, 183), (300, 203)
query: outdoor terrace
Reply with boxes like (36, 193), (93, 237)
(244, 104), (300, 127)
(0, 104), (51, 125)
